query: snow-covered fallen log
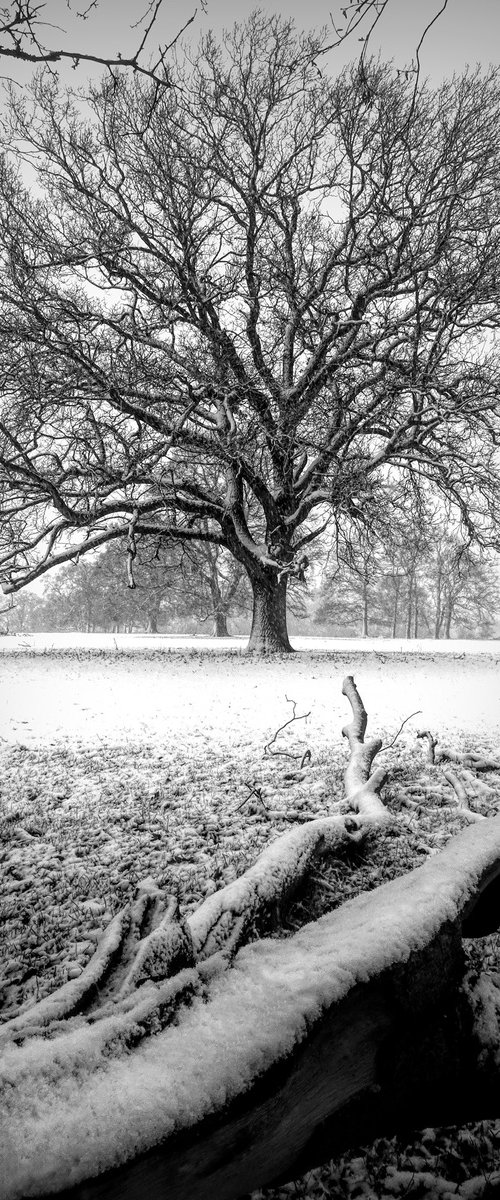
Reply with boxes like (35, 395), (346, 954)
(3, 677), (500, 1200)
(3, 816), (500, 1200)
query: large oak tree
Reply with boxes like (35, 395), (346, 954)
(0, 14), (499, 651)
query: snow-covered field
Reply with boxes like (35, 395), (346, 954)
(2, 637), (500, 1199)
(1, 634), (499, 746)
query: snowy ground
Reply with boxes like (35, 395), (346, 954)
(1, 634), (499, 746)
(2, 637), (500, 1199)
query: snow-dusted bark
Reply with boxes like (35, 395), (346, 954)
(246, 574), (294, 654)
(341, 675), (390, 822)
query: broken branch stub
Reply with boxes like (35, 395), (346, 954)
(417, 730), (438, 763)
(417, 731), (500, 774)
(342, 675), (389, 823)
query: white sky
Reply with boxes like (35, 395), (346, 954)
(2, 0), (499, 90)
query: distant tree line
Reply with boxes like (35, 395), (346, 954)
(311, 514), (500, 639)
(3, 515), (498, 640)
(4, 541), (251, 637)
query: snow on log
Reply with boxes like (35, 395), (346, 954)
(3, 817), (500, 1200)
(0, 878), (196, 1049)
(187, 812), (359, 958)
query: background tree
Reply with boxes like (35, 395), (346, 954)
(312, 527), (376, 637)
(179, 536), (250, 637)
(0, 0), (198, 82)
(312, 512), (500, 639)
(21, 537), (252, 634)
(38, 559), (99, 632)
(424, 537), (500, 639)
(0, 17), (499, 652)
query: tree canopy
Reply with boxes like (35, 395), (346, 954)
(0, 13), (499, 651)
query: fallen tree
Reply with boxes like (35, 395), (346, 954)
(2, 678), (500, 1200)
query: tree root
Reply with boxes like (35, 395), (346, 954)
(417, 729), (499, 823)
(1, 816), (364, 1048)
(417, 731), (500, 773)
(0, 878), (197, 1048)
(443, 769), (486, 823)
(440, 750), (500, 772)
(187, 813), (359, 959)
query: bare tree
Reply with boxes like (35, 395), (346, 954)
(0, 1), (439, 80)
(426, 538), (499, 639)
(182, 537), (250, 637)
(0, 0), (199, 83)
(314, 502), (500, 639)
(0, 16), (499, 652)
(27, 537), (250, 634)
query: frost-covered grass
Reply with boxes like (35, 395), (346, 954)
(1, 638), (500, 1198)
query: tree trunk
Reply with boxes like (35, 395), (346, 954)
(213, 610), (229, 637)
(361, 573), (369, 637)
(405, 571), (414, 639)
(434, 563), (443, 638)
(391, 580), (400, 638)
(208, 575), (229, 637)
(146, 614), (158, 634)
(246, 574), (293, 654)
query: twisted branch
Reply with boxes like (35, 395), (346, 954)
(342, 675), (389, 823)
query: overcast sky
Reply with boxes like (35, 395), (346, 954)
(13, 0), (500, 88)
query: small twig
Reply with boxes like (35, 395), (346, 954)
(264, 697), (311, 760)
(237, 782), (268, 812)
(380, 711), (422, 754)
(400, 797), (444, 817)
